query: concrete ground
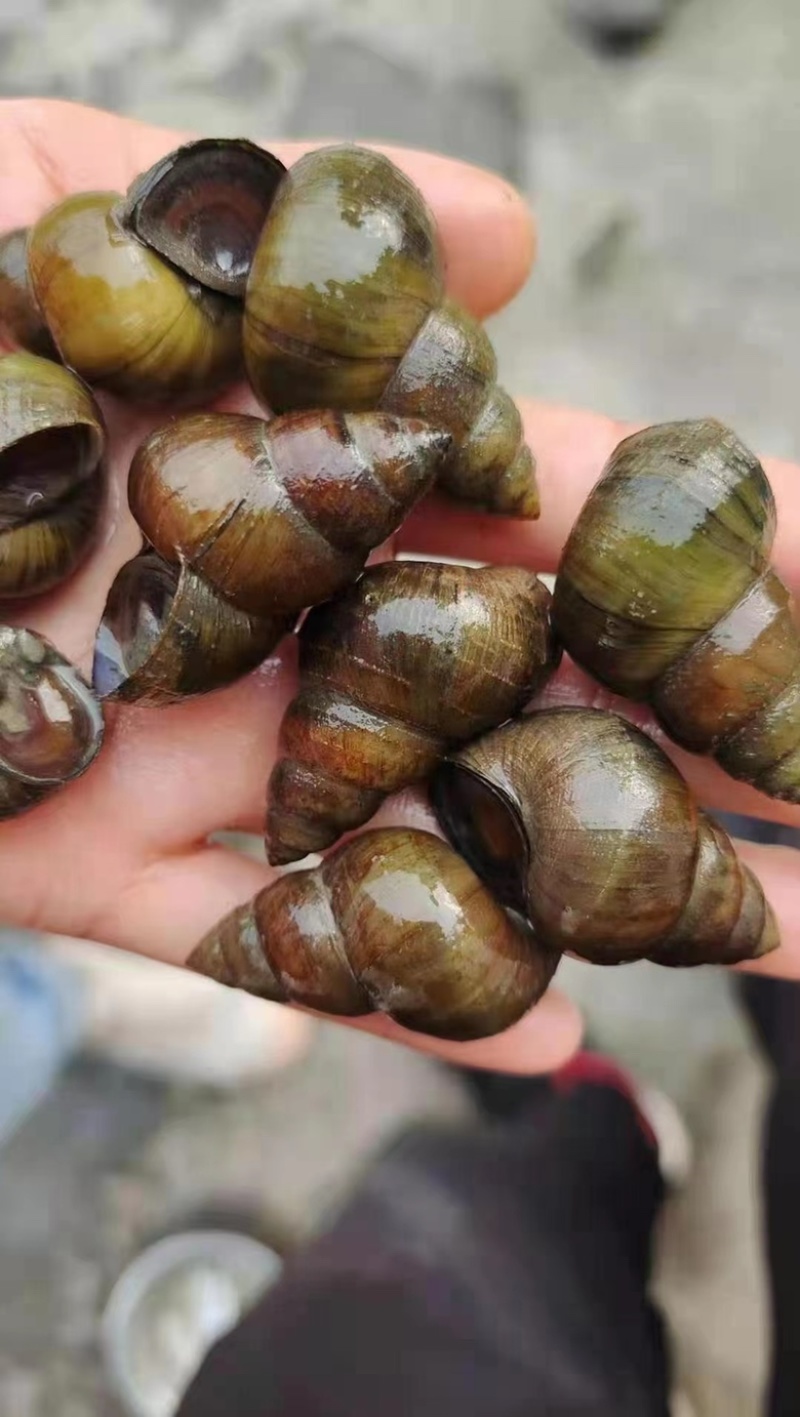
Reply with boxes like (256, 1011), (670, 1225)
(0, 0), (798, 1413)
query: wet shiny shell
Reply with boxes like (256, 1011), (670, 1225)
(266, 560), (560, 863)
(243, 145), (539, 518)
(189, 827), (558, 1041)
(245, 145), (444, 411)
(432, 708), (778, 967)
(553, 419), (800, 802)
(27, 194), (243, 405)
(127, 410), (447, 618)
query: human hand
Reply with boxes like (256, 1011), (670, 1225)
(0, 100), (795, 1077)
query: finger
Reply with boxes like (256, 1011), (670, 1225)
(735, 840), (800, 980)
(0, 98), (535, 319)
(398, 401), (800, 597)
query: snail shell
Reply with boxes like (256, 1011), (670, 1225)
(432, 708), (779, 967)
(553, 419), (800, 803)
(0, 625), (103, 819)
(0, 353), (106, 597)
(244, 146), (538, 517)
(23, 139), (285, 404)
(0, 229), (57, 358)
(94, 411), (449, 705)
(189, 827), (558, 1041)
(267, 560), (560, 864)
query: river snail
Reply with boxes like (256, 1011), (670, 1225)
(553, 419), (800, 804)
(93, 410), (450, 705)
(244, 145), (539, 517)
(0, 353), (107, 598)
(266, 560), (559, 864)
(19, 139), (286, 404)
(189, 826), (558, 1041)
(432, 707), (779, 968)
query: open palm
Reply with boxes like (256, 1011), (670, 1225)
(0, 99), (796, 1075)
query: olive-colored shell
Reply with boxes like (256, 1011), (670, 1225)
(94, 410), (448, 704)
(244, 146), (539, 517)
(24, 139), (285, 404)
(432, 708), (779, 967)
(189, 827), (558, 1041)
(267, 561), (560, 864)
(0, 229), (57, 357)
(553, 419), (800, 803)
(0, 624), (103, 819)
(27, 193), (242, 405)
(0, 353), (106, 596)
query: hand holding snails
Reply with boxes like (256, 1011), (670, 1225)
(0, 102), (796, 1069)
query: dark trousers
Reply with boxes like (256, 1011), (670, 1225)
(179, 1083), (670, 1417)
(742, 974), (800, 1417)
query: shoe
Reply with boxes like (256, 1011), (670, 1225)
(554, 1052), (693, 1188)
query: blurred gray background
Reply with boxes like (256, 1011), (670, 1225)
(0, 1), (798, 1414)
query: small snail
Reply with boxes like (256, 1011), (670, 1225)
(20, 139), (286, 404)
(189, 827), (558, 1040)
(553, 419), (800, 803)
(431, 707), (779, 967)
(244, 146), (539, 517)
(267, 561), (560, 864)
(0, 230), (57, 358)
(0, 353), (106, 597)
(93, 410), (449, 704)
(0, 625), (103, 818)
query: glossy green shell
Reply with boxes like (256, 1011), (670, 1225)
(553, 419), (800, 802)
(244, 146), (539, 517)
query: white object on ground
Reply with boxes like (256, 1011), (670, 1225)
(103, 1230), (282, 1417)
(45, 936), (314, 1087)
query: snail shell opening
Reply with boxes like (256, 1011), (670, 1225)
(93, 549), (290, 705)
(430, 761), (530, 919)
(93, 551), (178, 700)
(120, 138), (288, 298)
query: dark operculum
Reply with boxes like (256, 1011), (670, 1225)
(431, 761), (530, 918)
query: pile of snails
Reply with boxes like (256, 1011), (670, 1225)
(0, 137), (796, 1041)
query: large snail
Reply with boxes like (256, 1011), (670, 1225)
(244, 146), (539, 517)
(553, 420), (800, 803)
(188, 827), (558, 1040)
(93, 410), (449, 704)
(0, 625), (103, 818)
(267, 561), (559, 864)
(0, 353), (106, 597)
(19, 139), (286, 404)
(431, 707), (779, 967)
